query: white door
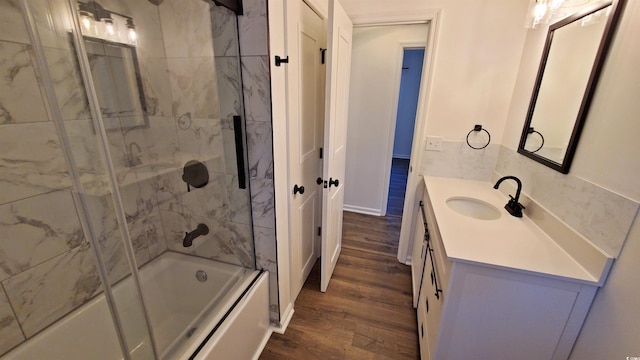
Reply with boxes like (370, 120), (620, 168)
(287, 0), (326, 299)
(321, 0), (352, 293)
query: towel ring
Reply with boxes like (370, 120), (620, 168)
(466, 125), (491, 150)
(527, 127), (544, 153)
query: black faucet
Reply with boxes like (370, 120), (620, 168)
(183, 223), (209, 247)
(493, 176), (525, 218)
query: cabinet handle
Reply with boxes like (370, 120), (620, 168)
(419, 201), (429, 232)
(419, 201), (430, 243)
(426, 298), (429, 313)
(428, 246), (443, 300)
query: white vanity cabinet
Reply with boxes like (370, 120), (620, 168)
(414, 177), (610, 360)
(416, 189), (448, 360)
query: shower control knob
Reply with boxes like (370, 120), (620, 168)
(293, 184), (305, 195)
(329, 178), (339, 188)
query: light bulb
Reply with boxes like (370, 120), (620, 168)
(81, 15), (92, 30)
(126, 18), (137, 44)
(534, 2), (548, 21)
(549, 0), (564, 11)
(105, 19), (115, 36)
(128, 28), (137, 43)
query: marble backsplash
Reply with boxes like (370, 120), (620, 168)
(495, 146), (639, 258)
(420, 140), (500, 181)
(420, 140), (639, 258)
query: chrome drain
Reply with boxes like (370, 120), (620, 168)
(195, 270), (207, 282)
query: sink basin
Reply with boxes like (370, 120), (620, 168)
(446, 197), (502, 220)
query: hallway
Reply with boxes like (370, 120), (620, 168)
(387, 158), (410, 217)
(259, 211), (419, 359)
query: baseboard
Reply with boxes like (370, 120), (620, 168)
(271, 304), (294, 335)
(343, 204), (382, 216)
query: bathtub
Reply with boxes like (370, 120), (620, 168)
(2, 252), (271, 360)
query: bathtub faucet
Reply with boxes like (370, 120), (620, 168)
(183, 224), (209, 247)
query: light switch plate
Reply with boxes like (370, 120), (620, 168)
(425, 136), (443, 151)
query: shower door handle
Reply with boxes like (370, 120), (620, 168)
(233, 115), (247, 189)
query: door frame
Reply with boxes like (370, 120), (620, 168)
(379, 41), (426, 217)
(349, 11), (442, 265)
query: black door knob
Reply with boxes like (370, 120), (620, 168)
(293, 184), (305, 195)
(316, 177), (323, 185)
(329, 178), (339, 187)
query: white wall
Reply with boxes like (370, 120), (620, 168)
(560, 1), (640, 355)
(500, 1), (640, 357)
(342, 0), (530, 144)
(344, 24), (429, 214)
(341, 0), (530, 219)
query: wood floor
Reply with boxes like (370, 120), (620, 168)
(386, 158), (410, 217)
(259, 211), (419, 359)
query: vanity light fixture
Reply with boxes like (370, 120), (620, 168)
(525, 0), (609, 28)
(76, 1), (138, 46)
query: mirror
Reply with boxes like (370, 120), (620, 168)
(82, 36), (148, 130)
(518, 0), (624, 173)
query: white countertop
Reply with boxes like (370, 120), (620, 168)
(424, 176), (600, 285)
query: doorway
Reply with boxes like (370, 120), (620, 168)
(387, 48), (425, 217)
(343, 24), (430, 217)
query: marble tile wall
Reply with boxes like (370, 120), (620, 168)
(148, 0), (257, 271)
(238, 0), (280, 324)
(420, 141), (500, 181)
(495, 146), (640, 258)
(210, 0), (279, 323)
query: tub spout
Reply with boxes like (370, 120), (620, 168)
(183, 223), (209, 247)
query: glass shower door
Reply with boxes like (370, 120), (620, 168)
(0, 0), (255, 359)
(66, 0), (256, 358)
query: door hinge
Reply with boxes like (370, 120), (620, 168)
(319, 147), (323, 159)
(318, 226), (322, 236)
(320, 48), (327, 64)
(275, 55), (289, 66)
